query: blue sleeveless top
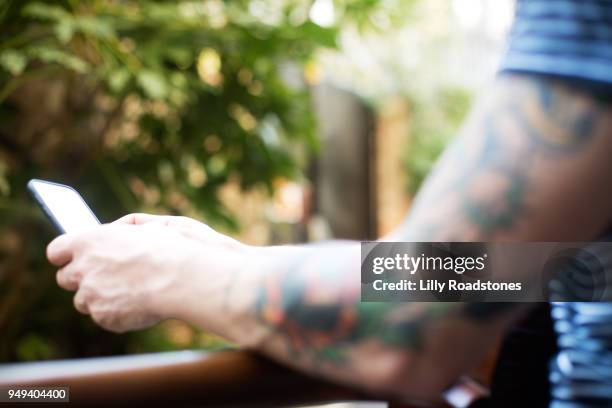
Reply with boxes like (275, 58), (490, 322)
(500, 0), (612, 85)
(488, 1), (612, 407)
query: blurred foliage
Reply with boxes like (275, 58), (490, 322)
(0, 0), (406, 362)
(404, 87), (471, 194)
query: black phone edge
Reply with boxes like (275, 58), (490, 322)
(27, 179), (100, 235)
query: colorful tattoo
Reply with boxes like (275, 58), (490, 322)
(250, 74), (607, 374)
(402, 75), (602, 240)
(255, 250), (455, 363)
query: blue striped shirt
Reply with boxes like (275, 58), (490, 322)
(500, 0), (612, 85)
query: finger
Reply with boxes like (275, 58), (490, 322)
(47, 234), (75, 266)
(112, 213), (163, 225)
(91, 310), (126, 334)
(152, 215), (215, 234)
(73, 289), (90, 315)
(56, 264), (83, 292)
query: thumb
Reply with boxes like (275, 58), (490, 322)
(47, 234), (75, 266)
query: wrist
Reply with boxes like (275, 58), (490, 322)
(148, 238), (204, 322)
(161, 239), (267, 339)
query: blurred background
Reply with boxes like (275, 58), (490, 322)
(0, 0), (512, 365)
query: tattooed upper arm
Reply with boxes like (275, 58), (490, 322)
(397, 74), (612, 241)
(248, 74), (612, 400)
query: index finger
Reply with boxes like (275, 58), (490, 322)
(112, 213), (162, 225)
(46, 234), (75, 266)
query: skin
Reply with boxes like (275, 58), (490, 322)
(47, 74), (612, 402)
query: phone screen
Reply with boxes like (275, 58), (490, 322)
(29, 180), (100, 234)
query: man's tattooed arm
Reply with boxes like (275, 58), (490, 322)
(218, 75), (612, 400)
(394, 74), (611, 241)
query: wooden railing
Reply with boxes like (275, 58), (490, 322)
(0, 350), (487, 407)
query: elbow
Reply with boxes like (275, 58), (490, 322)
(359, 352), (459, 402)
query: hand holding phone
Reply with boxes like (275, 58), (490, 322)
(28, 179), (100, 234)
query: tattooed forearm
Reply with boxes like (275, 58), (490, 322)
(253, 244), (520, 378)
(255, 251), (455, 364)
(241, 74), (612, 398)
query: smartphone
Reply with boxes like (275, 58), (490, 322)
(27, 179), (100, 234)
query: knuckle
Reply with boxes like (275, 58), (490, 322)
(56, 268), (76, 290)
(55, 272), (66, 288)
(92, 310), (123, 333)
(77, 284), (93, 300)
(73, 293), (89, 313)
(91, 309), (110, 325)
(110, 325), (127, 334)
(70, 269), (84, 286)
(75, 232), (94, 247)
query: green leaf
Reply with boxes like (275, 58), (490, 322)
(108, 68), (131, 93)
(0, 159), (9, 195)
(55, 20), (75, 44)
(16, 334), (54, 361)
(73, 16), (115, 39)
(165, 47), (192, 68)
(27, 47), (89, 73)
(23, 2), (70, 22)
(0, 49), (27, 75)
(137, 70), (168, 99)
